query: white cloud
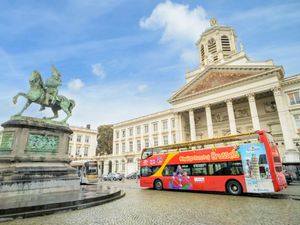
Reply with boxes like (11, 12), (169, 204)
(180, 48), (198, 66)
(61, 82), (169, 128)
(68, 79), (84, 91)
(137, 84), (148, 93)
(92, 63), (106, 78)
(140, 0), (209, 45)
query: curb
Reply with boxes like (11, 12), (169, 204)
(0, 190), (125, 221)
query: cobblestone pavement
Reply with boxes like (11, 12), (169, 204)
(2, 180), (300, 225)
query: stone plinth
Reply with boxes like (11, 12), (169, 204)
(0, 117), (80, 197)
(0, 117), (72, 162)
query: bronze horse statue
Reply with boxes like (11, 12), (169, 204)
(13, 70), (75, 123)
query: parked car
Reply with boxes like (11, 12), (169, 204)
(103, 173), (124, 181)
(285, 171), (293, 185)
(126, 171), (140, 179)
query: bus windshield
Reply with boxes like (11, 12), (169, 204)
(266, 133), (275, 145)
(142, 148), (153, 159)
(86, 163), (98, 175)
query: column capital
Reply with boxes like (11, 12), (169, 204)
(271, 86), (282, 96)
(225, 98), (233, 105)
(246, 92), (255, 97)
(205, 104), (211, 109)
(246, 93), (255, 102)
(188, 109), (194, 113)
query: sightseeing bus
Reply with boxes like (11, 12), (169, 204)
(70, 160), (98, 184)
(140, 130), (287, 195)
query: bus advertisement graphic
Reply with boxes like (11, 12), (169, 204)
(239, 143), (274, 193)
(168, 165), (193, 190)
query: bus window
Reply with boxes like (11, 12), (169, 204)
(275, 166), (283, 173)
(273, 156), (281, 163)
(141, 166), (160, 177)
(228, 161), (243, 175)
(181, 165), (192, 176)
(162, 165), (177, 176)
(266, 133), (275, 145)
(192, 163), (208, 176)
(211, 162), (231, 175)
(142, 149), (153, 159)
(208, 163), (214, 175)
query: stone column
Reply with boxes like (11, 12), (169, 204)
(168, 119), (172, 144)
(273, 87), (300, 162)
(205, 105), (214, 138)
(148, 122), (153, 147)
(125, 159), (128, 175)
(103, 161), (109, 175)
(121, 159), (126, 173)
(97, 160), (103, 176)
(115, 160), (119, 173)
(133, 127), (136, 152)
(189, 109), (196, 141)
(247, 93), (260, 131)
(175, 113), (183, 143)
(158, 120), (163, 146)
(226, 99), (237, 134)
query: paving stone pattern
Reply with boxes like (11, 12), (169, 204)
(2, 180), (300, 225)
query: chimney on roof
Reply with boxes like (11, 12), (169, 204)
(86, 124), (91, 129)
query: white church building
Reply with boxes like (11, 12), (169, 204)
(99, 19), (300, 178)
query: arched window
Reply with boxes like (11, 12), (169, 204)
(108, 160), (112, 173)
(208, 38), (218, 61)
(201, 45), (205, 64)
(221, 35), (231, 57)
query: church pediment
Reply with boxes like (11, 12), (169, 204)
(169, 67), (276, 103)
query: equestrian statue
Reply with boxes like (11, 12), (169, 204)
(12, 66), (75, 123)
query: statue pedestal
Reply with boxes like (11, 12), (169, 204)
(0, 117), (80, 197)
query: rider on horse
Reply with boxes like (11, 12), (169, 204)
(13, 66), (75, 123)
(40, 66), (62, 111)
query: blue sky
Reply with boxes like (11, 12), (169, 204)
(0, 0), (299, 128)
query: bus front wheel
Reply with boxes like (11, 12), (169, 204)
(226, 180), (242, 195)
(154, 179), (163, 190)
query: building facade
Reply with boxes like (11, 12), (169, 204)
(99, 19), (300, 177)
(68, 125), (98, 159)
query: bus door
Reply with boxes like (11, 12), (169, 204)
(264, 132), (286, 190)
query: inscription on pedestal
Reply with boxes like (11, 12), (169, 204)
(0, 132), (14, 151)
(26, 134), (59, 153)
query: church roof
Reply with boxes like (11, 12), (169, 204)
(168, 65), (284, 104)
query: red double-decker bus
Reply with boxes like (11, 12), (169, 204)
(140, 130), (287, 195)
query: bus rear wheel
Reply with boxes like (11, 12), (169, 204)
(154, 179), (163, 190)
(226, 180), (242, 195)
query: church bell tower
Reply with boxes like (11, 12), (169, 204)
(196, 18), (238, 68)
